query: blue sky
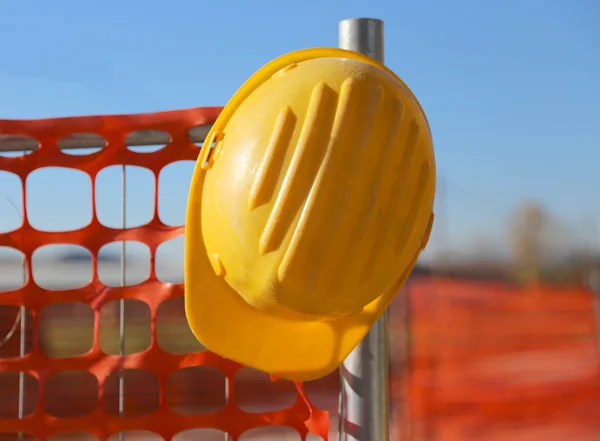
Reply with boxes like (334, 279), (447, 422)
(0, 0), (599, 262)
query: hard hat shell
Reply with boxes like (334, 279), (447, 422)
(185, 48), (435, 381)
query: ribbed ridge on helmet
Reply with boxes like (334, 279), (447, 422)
(244, 67), (432, 311)
(258, 81), (338, 257)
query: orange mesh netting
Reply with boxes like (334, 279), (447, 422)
(394, 277), (600, 441)
(0, 108), (330, 441)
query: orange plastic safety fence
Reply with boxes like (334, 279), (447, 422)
(0, 108), (330, 441)
(398, 277), (600, 441)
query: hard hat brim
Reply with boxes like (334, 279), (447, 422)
(185, 48), (428, 382)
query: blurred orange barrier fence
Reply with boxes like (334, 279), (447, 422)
(396, 277), (600, 440)
(0, 109), (330, 441)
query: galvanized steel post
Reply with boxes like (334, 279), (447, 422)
(338, 18), (391, 441)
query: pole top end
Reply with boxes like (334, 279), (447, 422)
(338, 18), (384, 63)
(339, 17), (384, 25)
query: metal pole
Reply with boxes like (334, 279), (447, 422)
(18, 150), (28, 441)
(118, 164), (127, 441)
(18, 271), (26, 441)
(338, 18), (390, 441)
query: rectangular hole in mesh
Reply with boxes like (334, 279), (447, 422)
(126, 129), (171, 153)
(0, 372), (38, 419)
(304, 372), (340, 411)
(104, 369), (159, 417)
(157, 160), (195, 226)
(155, 237), (184, 283)
(166, 367), (226, 415)
(98, 241), (151, 287)
(44, 371), (98, 418)
(174, 429), (229, 441)
(0, 247), (28, 293)
(39, 302), (94, 359)
(58, 132), (106, 156)
(95, 165), (155, 229)
(0, 171), (24, 234)
(26, 167), (92, 232)
(239, 427), (301, 441)
(0, 135), (39, 158)
(0, 305), (33, 359)
(233, 368), (297, 413)
(156, 297), (205, 354)
(32, 244), (92, 290)
(99, 299), (151, 355)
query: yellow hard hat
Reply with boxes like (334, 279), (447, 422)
(185, 48), (435, 382)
